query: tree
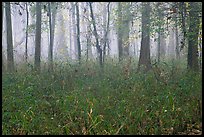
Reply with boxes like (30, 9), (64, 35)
(25, 2), (29, 63)
(117, 2), (132, 61)
(156, 3), (166, 63)
(187, 2), (200, 71)
(34, 2), (42, 72)
(84, 3), (93, 61)
(48, 2), (53, 72)
(48, 2), (57, 72)
(117, 2), (123, 62)
(2, 2), (4, 71)
(5, 2), (15, 72)
(138, 2), (151, 72)
(102, 2), (110, 63)
(76, 2), (81, 64)
(122, 3), (131, 57)
(175, 11), (180, 59)
(89, 2), (103, 68)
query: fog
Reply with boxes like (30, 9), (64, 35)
(2, 2), (185, 65)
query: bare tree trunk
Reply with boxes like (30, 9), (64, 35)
(48, 2), (53, 72)
(138, 2), (151, 72)
(180, 2), (187, 51)
(25, 2), (29, 63)
(2, 2), (4, 71)
(117, 2), (123, 62)
(76, 2), (81, 64)
(102, 2), (110, 63)
(123, 3), (131, 57)
(34, 2), (42, 72)
(187, 2), (200, 71)
(5, 2), (15, 72)
(48, 2), (57, 72)
(175, 14), (180, 59)
(89, 2), (103, 68)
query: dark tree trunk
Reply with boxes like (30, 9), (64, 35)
(25, 2), (29, 63)
(2, 2), (4, 71)
(48, 2), (57, 72)
(5, 2), (15, 72)
(34, 2), (42, 72)
(48, 2), (53, 72)
(180, 2), (187, 51)
(89, 2), (103, 68)
(76, 2), (81, 64)
(138, 2), (151, 72)
(187, 2), (200, 71)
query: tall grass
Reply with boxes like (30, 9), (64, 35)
(2, 58), (202, 135)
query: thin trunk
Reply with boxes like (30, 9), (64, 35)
(117, 2), (123, 62)
(48, 3), (57, 72)
(158, 30), (161, 63)
(48, 2), (53, 72)
(180, 2), (187, 51)
(5, 2), (15, 72)
(175, 20), (180, 59)
(103, 2), (110, 63)
(89, 2), (103, 68)
(157, 3), (161, 63)
(34, 2), (42, 72)
(69, 4), (72, 59)
(2, 2), (4, 71)
(25, 2), (29, 63)
(76, 2), (81, 64)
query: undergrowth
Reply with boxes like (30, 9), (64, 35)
(2, 58), (202, 135)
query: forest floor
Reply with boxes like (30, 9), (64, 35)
(2, 58), (202, 135)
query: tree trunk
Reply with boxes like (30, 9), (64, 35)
(157, 3), (166, 62)
(138, 2), (151, 72)
(5, 2), (15, 72)
(2, 2), (4, 71)
(123, 3), (131, 57)
(48, 2), (57, 72)
(180, 2), (187, 51)
(160, 33), (166, 59)
(102, 2), (110, 63)
(34, 2), (42, 72)
(71, 2), (77, 60)
(117, 2), (123, 62)
(175, 14), (180, 59)
(48, 2), (53, 72)
(25, 2), (29, 63)
(89, 2), (103, 68)
(187, 2), (200, 71)
(76, 2), (81, 64)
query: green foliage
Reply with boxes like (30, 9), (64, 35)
(2, 58), (202, 135)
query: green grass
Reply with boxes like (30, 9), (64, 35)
(2, 58), (202, 135)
